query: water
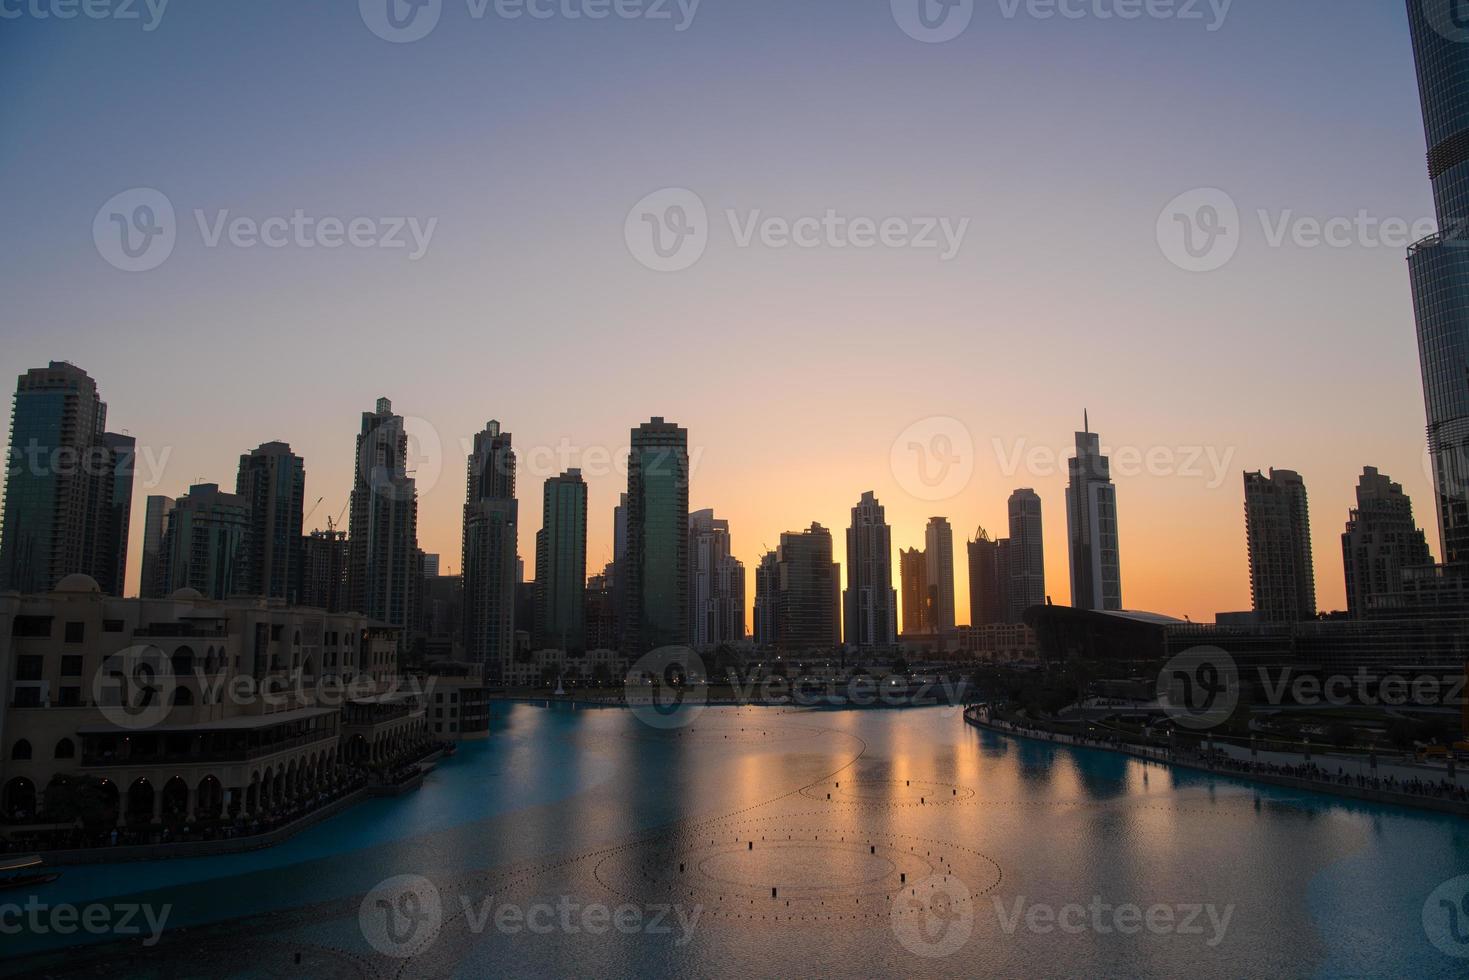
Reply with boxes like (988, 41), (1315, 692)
(7, 704), (1469, 978)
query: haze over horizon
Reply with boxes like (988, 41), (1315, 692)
(0, 0), (1443, 624)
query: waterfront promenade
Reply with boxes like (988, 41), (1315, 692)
(963, 705), (1469, 817)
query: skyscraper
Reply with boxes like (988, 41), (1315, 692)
(348, 398), (419, 640)
(995, 537), (1015, 624)
(0, 362), (134, 596)
(1405, 3), (1469, 569)
(844, 491), (897, 650)
(753, 550), (780, 648)
(1007, 488), (1046, 622)
(140, 494), (174, 599)
(462, 420), (517, 677)
(771, 523), (840, 652)
(623, 418), (689, 654)
(1244, 469), (1317, 623)
(688, 508), (745, 649)
(924, 516), (956, 634)
(966, 527), (1003, 627)
(237, 441), (306, 602)
(1341, 466), (1433, 617)
(1065, 417), (1122, 611)
(160, 483), (251, 599)
(899, 546), (931, 635)
(535, 469), (587, 652)
(300, 528), (348, 612)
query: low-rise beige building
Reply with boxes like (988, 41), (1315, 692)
(0, 575), (430, 837)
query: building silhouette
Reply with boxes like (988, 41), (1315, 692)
(1007, 488), (1046, 622)
(1244, 468), (1317, 623)
(0, 363), (134, 596)
(758, 523), (841, 652)
(1065, 417), (1122, 611)
(237, 441), (305, 603)
(462, 420), (517, 678)
(688, 508), (745, 649)
(139, 494), (174, 599)
(966, 527), (1004, 627)
(1405, 3), (1469, 569)
(348, 398), (420, 641)
(925, 516), (957, 634)
(160, 483), (250, 599)
(899, 546), (931, 635)
(844, 491), (897, 650)
(1342, 466), (1433, 617)
(535, 469), (587, 653)
(300, 528), (348, 612)
(622, 418), (689, 654)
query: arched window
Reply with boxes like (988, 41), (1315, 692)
(172, 687), (194, 706)
(53, 738), (75, 760)
(10, 739), (32, 761)
(171, 645), (195, 675)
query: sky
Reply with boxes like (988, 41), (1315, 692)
(0, 0), (1445, 625)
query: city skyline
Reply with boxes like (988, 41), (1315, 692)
(1, 1), (1447, 628)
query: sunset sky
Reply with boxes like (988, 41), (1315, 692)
(0, 0), (1443, 624)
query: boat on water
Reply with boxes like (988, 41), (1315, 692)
(0, 856), (61, 890)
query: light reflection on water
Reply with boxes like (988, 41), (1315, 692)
(7, 704), (1468, 978)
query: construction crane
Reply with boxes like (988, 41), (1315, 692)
(303, 495), (324, 525)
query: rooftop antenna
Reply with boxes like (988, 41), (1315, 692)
(1084, 409), (1089, 434)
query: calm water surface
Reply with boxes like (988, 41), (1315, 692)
(8, 704), (1469, 978)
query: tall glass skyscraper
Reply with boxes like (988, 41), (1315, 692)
(237, 441), (306, 603)
(1007, 488), (1046, 622)
(844, 491), (897, 650)
(535, 468), (587, 653)
(0, 362), (133, 596)
(1065, 418), (1122, 611)
(462, 420), (517, 677)
(348, 398), (419, 643)
(924, 516), (956, 634)
(623, 418), (689, 653)
(1406, 2), (1469, 568)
